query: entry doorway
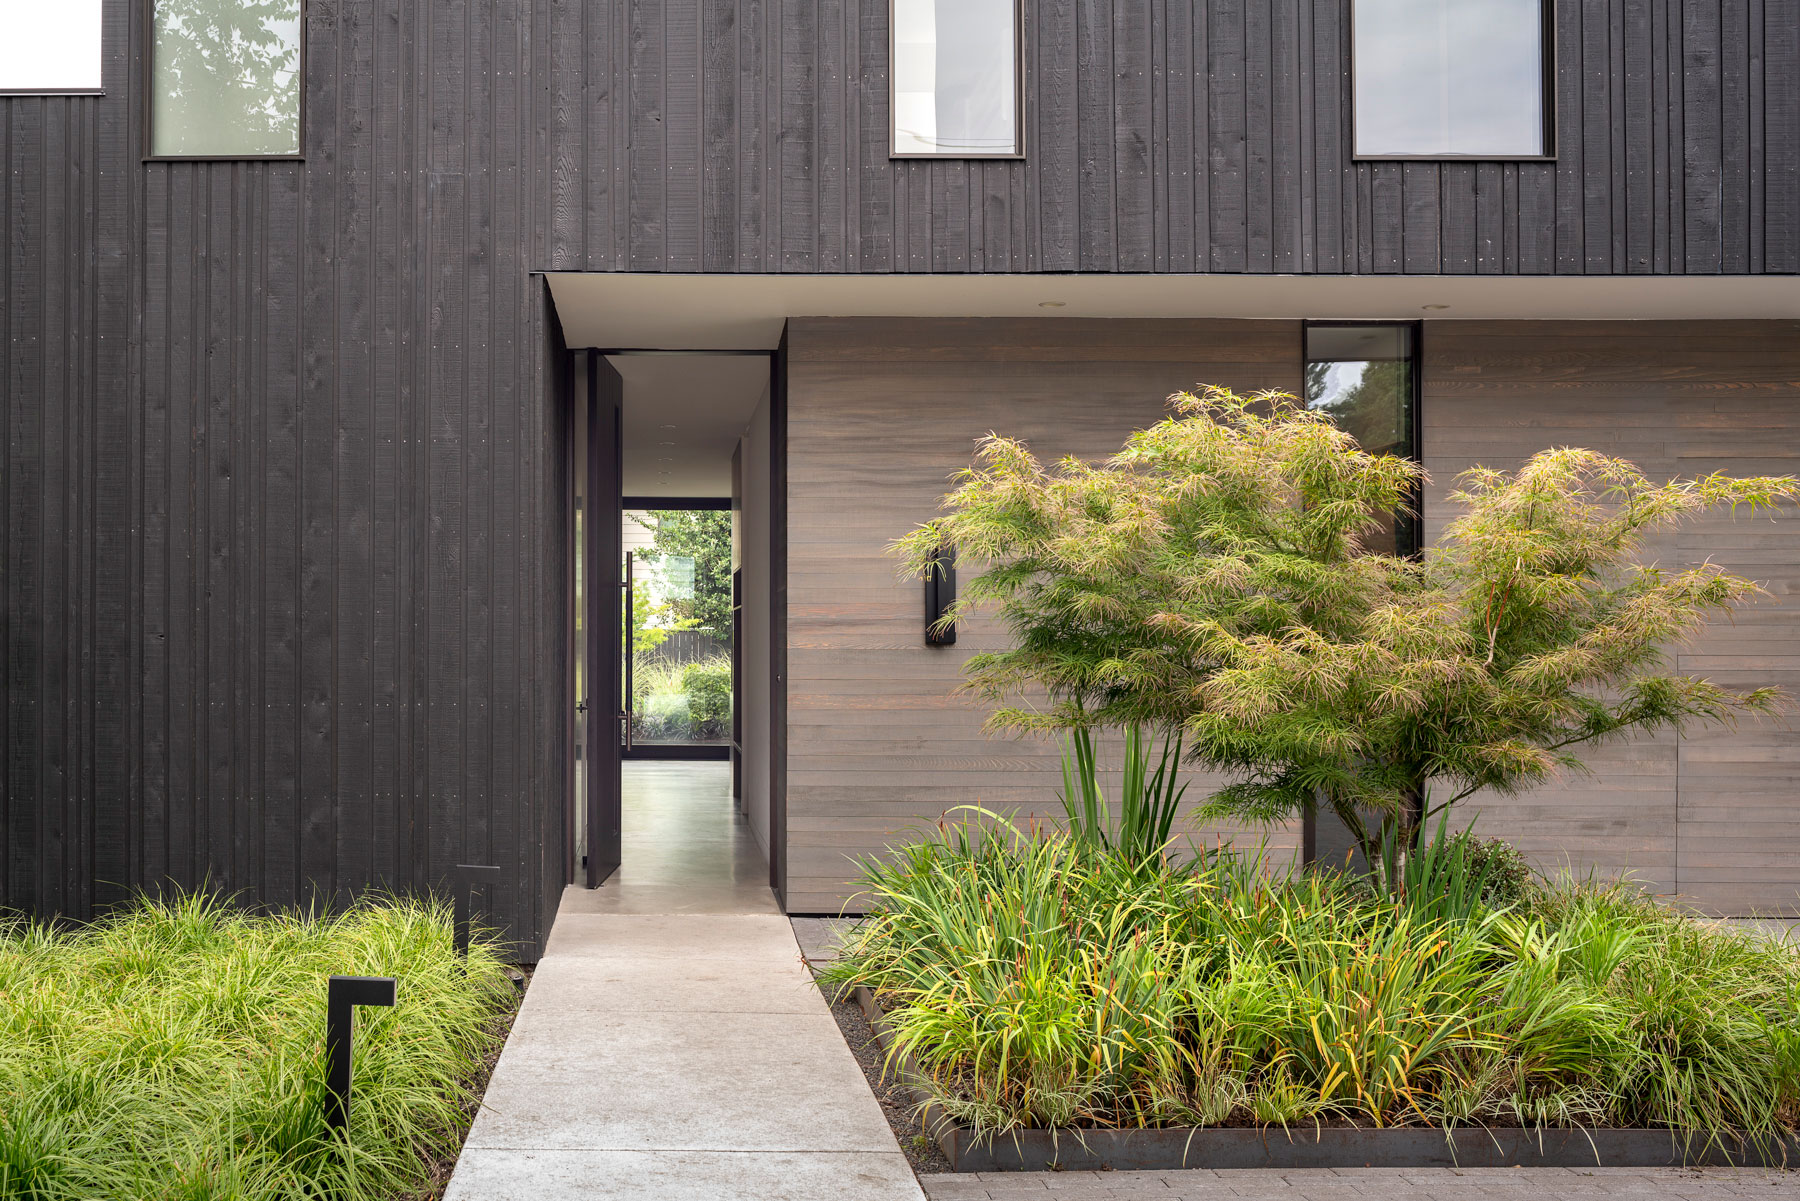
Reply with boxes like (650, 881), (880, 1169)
(569, 348), (782, 906)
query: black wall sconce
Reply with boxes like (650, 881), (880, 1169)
(925, 544), (957, 646)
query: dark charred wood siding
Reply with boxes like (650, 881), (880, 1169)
(2, 0), (565, 957)
(544, 0), (1799, 273)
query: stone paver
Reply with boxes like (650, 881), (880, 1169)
(921, 1167), (1800, 1201)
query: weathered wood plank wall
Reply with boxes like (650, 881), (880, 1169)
(786, 317), (1800, 917)
(544, 0), (1800, 273)
(782, 318), (1306, 914)
(1424, 320), (1800, 916)
(2, 0), (567, 956)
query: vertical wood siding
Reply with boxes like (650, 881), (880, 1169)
(2, 0), (565, 956)
(544, 0), (1800, 273)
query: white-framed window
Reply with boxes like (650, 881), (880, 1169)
(1352, 0), (1553, 159)
(0, 0), (103, 94)
(890, 0), (1021, 159)
(148, 0), (305, 159)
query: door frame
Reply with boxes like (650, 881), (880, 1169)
(565, 343), (787, 904)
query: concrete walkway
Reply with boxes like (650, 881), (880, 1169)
(445, 764), (924, 1201)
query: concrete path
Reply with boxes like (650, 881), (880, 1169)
(921, 1167), (1800, 1200)
(445, 764), (923, 1200)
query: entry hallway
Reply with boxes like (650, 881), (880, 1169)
(444, 763), (924, 1201)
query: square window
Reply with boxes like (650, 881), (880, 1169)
(890, 0), (1021, 158)
(149, 0), (304, 159)
(1353, 0), (1552, 159)
(0, 0), (103, 94)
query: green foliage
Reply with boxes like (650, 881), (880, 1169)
(632, 655), (730, 742)
(0, 894), (515, 1200)
(639, 510), (734, 636)
(1056, 726), (1189, 863)
(823, 819), (1800, 1143)
(630, 580), (696, 656)
(894, 386), (1797, 869)
(682, 658), (733, 736)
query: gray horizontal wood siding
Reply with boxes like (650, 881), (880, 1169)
(787, 316), (1800, 917)
(782, 318), (1307, 914)
(545, 0), (1800, 274)
(2, 0), (566, 956)
(1422, 320), (1800, 916)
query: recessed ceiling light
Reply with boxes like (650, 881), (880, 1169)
(1038, 301), (1067, 309)
(1421, 304), (1451, 311)
(660, 423), (677, 430)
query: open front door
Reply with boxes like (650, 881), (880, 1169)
(585, 353), (624, 886)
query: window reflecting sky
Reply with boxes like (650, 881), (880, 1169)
(0, 0), (102, 92)
(893, 0), (1016, 155)
(1354, 0), (1544, 156)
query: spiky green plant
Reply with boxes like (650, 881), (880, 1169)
(824, 820), (1800, 1147)
(894, 386), (1796, 868)
(0, 893), (516, 1201)
(1056, 724), (1189, 863)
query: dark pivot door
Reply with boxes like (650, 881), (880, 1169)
(585, 353), (624, 886)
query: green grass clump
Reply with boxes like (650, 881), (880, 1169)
(0, 894), (517, 1200)
(822, 817), (1800, 1148)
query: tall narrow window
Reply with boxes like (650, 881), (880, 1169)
(1304, 323), (1421, 557)
(891, 0), (1020, 157)
(0, 0), (103, 94)
(1352, 0), (1551, 158)
(149, 0), (304, 159)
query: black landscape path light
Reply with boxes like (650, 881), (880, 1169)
(325, 975), (397, 1133)
(453, 863), (502, 959)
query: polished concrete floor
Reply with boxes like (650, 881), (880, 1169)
(559, 760), (780, 916)
(445, 760), (922, 1201)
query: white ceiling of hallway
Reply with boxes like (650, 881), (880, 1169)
(548, 271), (1800, 351)
(609, 354), (769, 497)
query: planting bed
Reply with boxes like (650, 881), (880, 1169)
(852, 987), (1800, 1172)
(821, 824), (1800, 1173)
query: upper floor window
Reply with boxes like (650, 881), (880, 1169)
(0, 0), (103, 94)
(891, 0), (1021, 158)
(149, 0), (304, 159)
(1352, 0), (1552, 159)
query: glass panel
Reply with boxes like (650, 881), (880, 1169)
(0, 0), (103, 92)
(151, 0), (303, 157)
(1354, 0), (1545, 156)
(1304, 324), (1418, 557)
(626, 509), (734, 749)
(892, 0), (1017, 156)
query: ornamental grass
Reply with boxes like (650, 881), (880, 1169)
(822, 817), (1800, 1149)
(0, 893), (516, 1200)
